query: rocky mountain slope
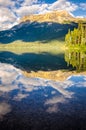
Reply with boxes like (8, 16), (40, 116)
(20, 10), (86, 23)
(20, 10), (74, 23)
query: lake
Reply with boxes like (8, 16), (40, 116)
(0, 46), (86, 130)
(0, 48), (86, 72)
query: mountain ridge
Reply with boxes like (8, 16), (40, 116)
(20, 10), (86, 23)
(0, 21), (77, 43)
(0, 10), (82, 44)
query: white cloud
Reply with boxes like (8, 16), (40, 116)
(0, 0), (39, 30)
(0, 7), (16, 21)
(80, 3), (86, 10)
(0, 6), (17, 30)
(16, 5), (40, 17)
(0, 85), (18, 93)
(0, 0), (81, 30)
(15, 0), (78, 18)
(0, 0), (15, 7)
(15, 3), (50, 17)
(22, 0), (38, 6)
(48, 0), (78, 12)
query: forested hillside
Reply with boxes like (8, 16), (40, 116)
(0, 22), (77, 44)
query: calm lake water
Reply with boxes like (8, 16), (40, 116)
(0, 50), (86, 130)
(0, 48), (86, 72)
(0, 50), (72, 71)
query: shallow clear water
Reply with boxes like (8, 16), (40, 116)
(0, 63), (86, 130)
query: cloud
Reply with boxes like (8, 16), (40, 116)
(0, 0), (17, 30)
(0, 0), (80, 30)
(80, 3), (86, 10)
(0, 85), (18, 93)
(0, 8), (15, 23)
(22, 0), (38, 6)
(0, 0), (15, 7)
(0, 0), (39, 30)
(16, 0), (78, 17)
(15, 3), (49, 17)
(16, 5), (40, 17)
(48, 0), (78, 12)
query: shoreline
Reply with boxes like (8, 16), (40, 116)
(23, 70), (86, 81)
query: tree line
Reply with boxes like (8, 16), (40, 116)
(65, 22), (86, 46)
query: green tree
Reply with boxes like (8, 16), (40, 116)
(65, 22), (86, 46)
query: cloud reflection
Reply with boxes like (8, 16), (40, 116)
(13, 92), (29, 101)
(0, 63), (86, 116)
(0, 102), (11, 119)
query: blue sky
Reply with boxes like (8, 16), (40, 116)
(0, 0), (86, 30)
(42, 0), (86, 17)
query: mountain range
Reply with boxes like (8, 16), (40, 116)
(0, 10), (85, 44)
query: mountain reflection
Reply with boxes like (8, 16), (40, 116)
(65, 49), (86, 71)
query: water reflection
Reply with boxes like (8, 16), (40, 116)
(0, 63), (86, 129)
(0, 102), (11, 119)
(0, 51), (68, 71)
(65, 49), (86, 71)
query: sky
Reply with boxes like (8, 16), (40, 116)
(0, 0), (86, 30)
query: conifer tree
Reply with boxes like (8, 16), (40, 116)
(65, 22), (86, 46)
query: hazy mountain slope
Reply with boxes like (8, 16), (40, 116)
(0, 21), (77, 44)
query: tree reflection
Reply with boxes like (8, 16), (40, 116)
(65, 49), (86, 72)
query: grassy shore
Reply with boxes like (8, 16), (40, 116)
(0, 40), (65, 54)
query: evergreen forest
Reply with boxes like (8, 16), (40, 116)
(65, 22), (86, 46)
